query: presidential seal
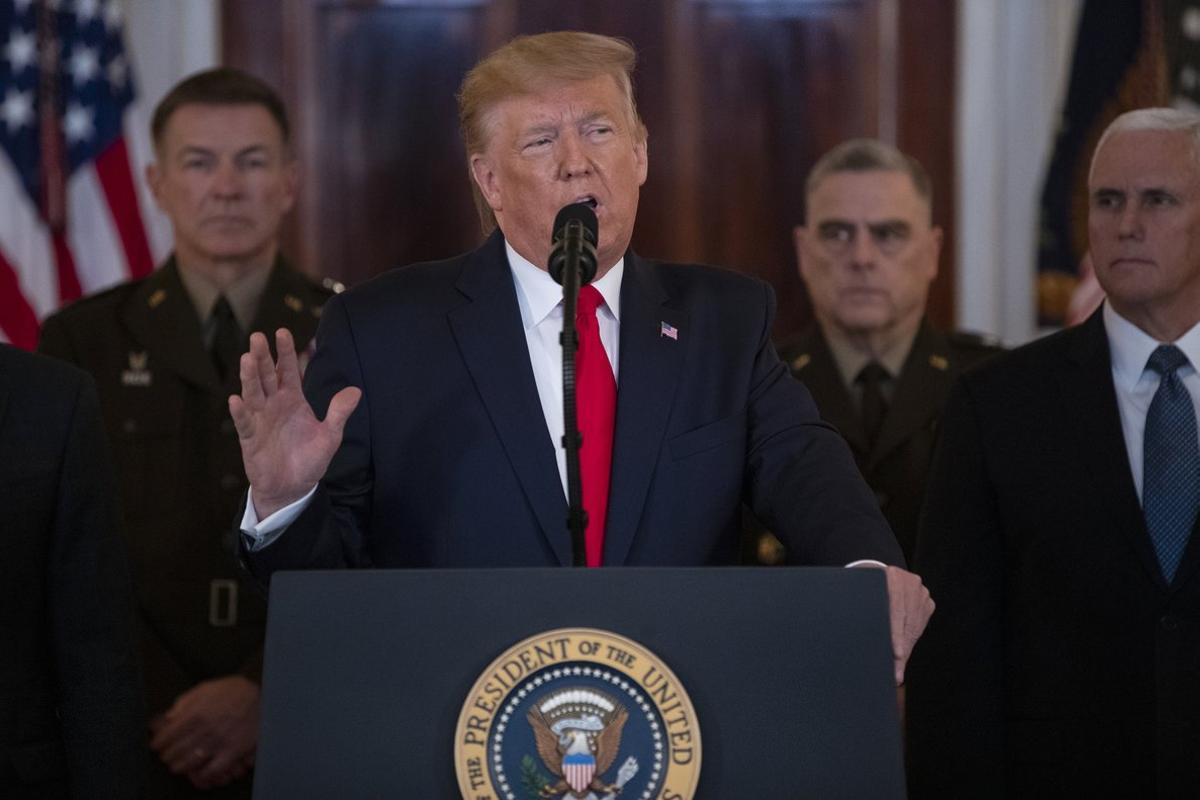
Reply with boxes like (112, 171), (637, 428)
(455, 628), (701, 800)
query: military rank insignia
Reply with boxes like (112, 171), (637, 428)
(121, 351), (151, 387)
(455, 628), (701, 800)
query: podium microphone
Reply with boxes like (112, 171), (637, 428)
(549, 202), (599, 567)
(549, 202), (598, 286)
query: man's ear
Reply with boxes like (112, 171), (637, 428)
(927, 225), (944, 280)
(634, 135), (648, 187)
(470, 155), (502, 211)
(145, 162), (165, 210)
(793, 224), (809, 279)
(279, 158), (300, 215)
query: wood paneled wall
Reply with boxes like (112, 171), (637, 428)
(223, 0), (956, 336)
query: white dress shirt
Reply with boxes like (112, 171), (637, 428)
(1103, 301), (1200, 502)
(508, 242), (623, 497)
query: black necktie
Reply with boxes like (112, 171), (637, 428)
(210, 296), (243, 384)
(856, 361), (890, 449)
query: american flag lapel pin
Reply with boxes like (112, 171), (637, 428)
(660, 321), (678, 340)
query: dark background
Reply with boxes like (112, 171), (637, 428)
(222, 0), (956, 340)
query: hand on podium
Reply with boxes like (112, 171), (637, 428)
(229, 329), (361, 519)
(881, 565), (934, 685)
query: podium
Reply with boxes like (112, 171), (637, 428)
(253, 567), (905, 798)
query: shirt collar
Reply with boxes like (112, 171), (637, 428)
(506, 240), (623, 329)
(176, 257), (273, 331)
(1104, 300), (1200, 390)
(822, 323), (917, 388)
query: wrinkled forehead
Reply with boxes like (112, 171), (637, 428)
(805, 169), (932, 224)
(1089, 128), (1200, 188)
(476, 73), (640, 150)
(158, 102), (288, 155)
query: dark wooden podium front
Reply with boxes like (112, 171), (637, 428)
(254, 567), (904, 798)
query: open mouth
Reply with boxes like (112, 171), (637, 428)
(574, 195), (599, 210)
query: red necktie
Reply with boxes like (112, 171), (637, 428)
(576, 285), (616, 567)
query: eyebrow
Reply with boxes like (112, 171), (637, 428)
(177, 144), (270, 159)
(517, 110), (617, 138)
(816, 217), (912, 229)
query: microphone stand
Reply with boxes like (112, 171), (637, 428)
(557, 219), (588, 568)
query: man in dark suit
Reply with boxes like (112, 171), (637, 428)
(38, 69), (333, 797)
(0, 345), (143, 799)
(765, 139), (1000, 563)
(907, 108), (1200, 798)
(232, 32), (934, 684)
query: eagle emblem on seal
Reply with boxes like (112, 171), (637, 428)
(526, 688), (636, 798)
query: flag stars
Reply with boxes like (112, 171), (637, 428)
(67, 45), (100, 85)
(103, 0), (123, 31)
(1183, 65), (1200, 93)
(62, 102), (95, 143)
(1185, 7), (1200, 40)
(5, 30), (36, 74)
(75, 0), (102, 24)
(1, 89), (34, 134)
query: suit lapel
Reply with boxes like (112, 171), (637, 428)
(603, 254), (686, 565)
(1060, 311), (1168, 592)
(869, 322), (953, 470)
(448, 234), (572, 565)
(120, 260), (220, 395)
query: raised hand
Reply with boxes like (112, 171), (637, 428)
(228, 329), (361, 519)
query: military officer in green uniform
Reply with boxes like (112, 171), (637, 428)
(751, 139), (1001, 564)
(38, 69), (336, 798)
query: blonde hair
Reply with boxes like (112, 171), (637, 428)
(457, 31), (647, 232)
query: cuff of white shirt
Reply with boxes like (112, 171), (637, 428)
(845, 559), (889, 569)
(240, 484), (318, 552)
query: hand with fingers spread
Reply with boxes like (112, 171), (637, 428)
(229, 329), (362, 519)
(149, 676), (260, 790)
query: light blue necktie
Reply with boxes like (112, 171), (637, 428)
(1142, 344), (1200, 584)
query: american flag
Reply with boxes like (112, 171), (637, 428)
(0, 0), (159, 349)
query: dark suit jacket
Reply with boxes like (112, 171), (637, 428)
(246, 232), (902, 577)
(0, 345), (142, 799)
(39, 257), (330, 798)
(779, 320), (1001, 560)
(907, 310), (1200, 799)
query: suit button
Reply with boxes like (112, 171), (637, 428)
(122, 419), (137, 433)
(220, 474), (240, 491)
(1160, 615), (1180, 631)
